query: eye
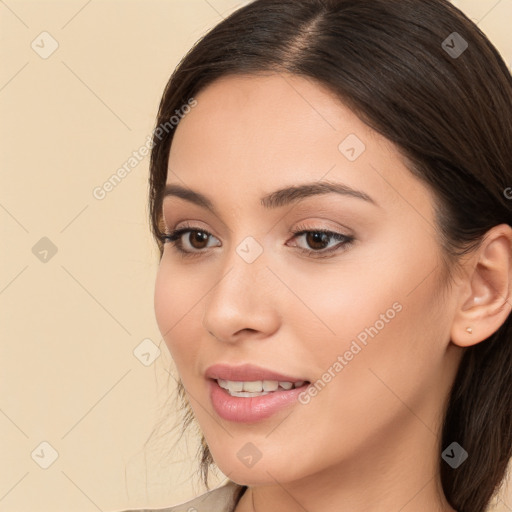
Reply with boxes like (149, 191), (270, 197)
(160, 223), (355, 259)
(288, 224), (355, 259)
(161, 224), (220, 257)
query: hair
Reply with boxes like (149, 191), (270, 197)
(145, 1), (512, 510)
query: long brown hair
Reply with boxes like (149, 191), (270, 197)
(146, 1), (512, 510)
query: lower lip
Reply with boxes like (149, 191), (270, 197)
(208, 379), (310, 423)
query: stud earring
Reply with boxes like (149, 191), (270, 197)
(466, 327), (473, 334)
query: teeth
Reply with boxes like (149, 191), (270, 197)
(218, 379), (243, 391)
(243, 381), (263, 392)
(263, 380), (279, 391)
(217, 379), (306, 396)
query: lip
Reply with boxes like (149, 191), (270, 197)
(205, 363), (308, 383)
(208, 378), (310, 423)
(205, 363), (311, 423)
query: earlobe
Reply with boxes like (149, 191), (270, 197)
(450, 224), (512, 348)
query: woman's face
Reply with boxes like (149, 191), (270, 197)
(154, 73), (463, 487)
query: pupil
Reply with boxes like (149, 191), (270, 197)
(307, 232), (328, 249)
(191, 231), (208, 248)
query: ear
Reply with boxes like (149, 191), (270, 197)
(451, 224), (512, 348)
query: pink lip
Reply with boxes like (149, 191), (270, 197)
(205, 364), (311, 423)
(208, 379), (310, 423)
(205, 363), (307, 383)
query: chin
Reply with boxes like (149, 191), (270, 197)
(212, 450), (308, 486)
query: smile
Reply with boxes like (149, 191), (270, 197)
(209, 378), (311, 423)
(217, 379), (307, 397)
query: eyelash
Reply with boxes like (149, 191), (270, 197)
(160, 222), (355, 260)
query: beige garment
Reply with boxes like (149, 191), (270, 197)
(118, 480), (248, 512)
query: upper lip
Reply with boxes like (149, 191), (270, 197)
(205, 363), (309, 383)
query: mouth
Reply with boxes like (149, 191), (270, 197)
(213, 378), (310, 397)
(208, 377), (312, 423)
(205, 363), (312, 421)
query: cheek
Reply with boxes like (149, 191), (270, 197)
(312, 258), (448, 425)
(154, 261), (203, 370)
(280, 255), (402, 356)
(292, 235), (448, 396)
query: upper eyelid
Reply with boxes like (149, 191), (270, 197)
(164, 222), (349, 236)
(160, 189), (376, 235)
(162, 211), (354, 232)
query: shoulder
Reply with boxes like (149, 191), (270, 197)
(117, 480), (247, 512)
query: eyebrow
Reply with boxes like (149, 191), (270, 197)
(162, 180), (377, 214)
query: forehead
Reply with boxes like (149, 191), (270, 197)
(169, 72), (373, 163)
(166, 73), (435, 224)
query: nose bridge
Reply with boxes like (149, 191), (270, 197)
(209, 233), (269, 308)
(202, 232), (280, 340)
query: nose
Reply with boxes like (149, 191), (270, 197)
(201, 245), (281, 344)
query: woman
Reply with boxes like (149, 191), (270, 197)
(121, 0), (512, 510)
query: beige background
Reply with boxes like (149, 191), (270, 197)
(0, 0), (511, 510)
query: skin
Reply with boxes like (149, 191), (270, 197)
(153, 73), (512, 512)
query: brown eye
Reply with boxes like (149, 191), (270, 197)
(289, 227), (355, 259)
(162, 227), (220, 256)
(304, 232), (331, 250)
(187, 230), (210, 249)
